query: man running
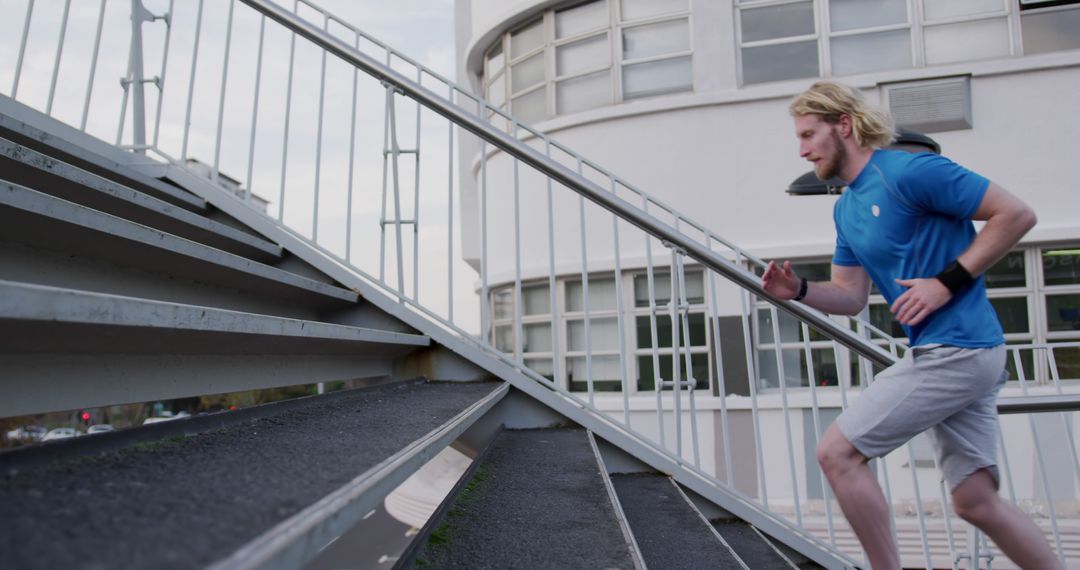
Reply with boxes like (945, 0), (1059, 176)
(762, 80), (1057, 569)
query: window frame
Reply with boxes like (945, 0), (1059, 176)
(734, 0), (1075, 86)
(481, 0), (695, 124)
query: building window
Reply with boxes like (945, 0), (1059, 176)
(1021, 1), (1080, 54)
(633, 271), (710, 391)
(482, 0), (693, 124)
(488, 268), (713, 395)
(735, 0), (1079, 86)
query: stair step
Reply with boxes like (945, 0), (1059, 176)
(0, 137), (282, 261)
(0, 279), (430, 416)
(0, 279), (427, 353)
(0, 110), (207, 211)
(712, 520), (805, 569)
(0, 180), (355, 310)
(410, 428), (639, 569)
(610, 473), (747, 569)
(0, 380), (504, 570)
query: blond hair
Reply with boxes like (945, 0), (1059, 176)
(789, 81), (896, 148)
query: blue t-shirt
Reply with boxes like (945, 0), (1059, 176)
(832, 149), (1003, 347)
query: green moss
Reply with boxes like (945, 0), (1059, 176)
(419, 461), (491, 559)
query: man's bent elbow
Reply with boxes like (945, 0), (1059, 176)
(1019, 206), (1038, 235)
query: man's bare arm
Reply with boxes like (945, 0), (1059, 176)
(761, 261), (871, 316)
(892, 182), (1036, 325)
(958, 182), (1037, 276)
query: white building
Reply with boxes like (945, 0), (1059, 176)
(454, 0), (1080, 564)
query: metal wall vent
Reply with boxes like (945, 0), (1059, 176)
(882, 77), (972, 133)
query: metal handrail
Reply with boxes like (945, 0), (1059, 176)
(239, 0), (899, 371)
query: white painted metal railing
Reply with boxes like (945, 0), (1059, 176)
(4, 1), (1080, 567)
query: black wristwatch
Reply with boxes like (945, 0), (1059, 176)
(793, 277), (808, 301)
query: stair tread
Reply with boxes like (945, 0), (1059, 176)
(414, 428), (637, 569)
(0, 380), (501, 570)
(611, 473), (746, 569)
(0, 279), (428, 354)
(0, 180), (356, 307)
(0, 111), (207, 210)
(712, 520), (802, 569)
(0, 137), (282, 261)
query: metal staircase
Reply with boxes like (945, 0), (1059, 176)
(4, 1), (1078, 569)
(0, 103), (830, 568)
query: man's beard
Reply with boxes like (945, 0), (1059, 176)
(815, 129), (847, 181)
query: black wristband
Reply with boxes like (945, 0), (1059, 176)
(793, 277), (809, 301)
(935, 260), (974, 294)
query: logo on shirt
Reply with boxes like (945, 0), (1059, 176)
(871, 204), (881, 217)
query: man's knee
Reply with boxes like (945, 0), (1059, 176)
(817, 425), (862, 477)
(952, 469), (1000, 524)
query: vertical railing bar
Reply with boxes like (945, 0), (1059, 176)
(80, 0), (108, 131)
(151, 0), (176, 148)
(388, 90), (406, 298)
(276, 1), (298, 222)
(611, 178), (630, 425)
(835, 333), (851, 410)
(311, 13), (328, 242)
(997, 401), (1018, 505)
(800, 322), (836, 547)
(344, 31), (360, 262)
(643, 198), (665, 448)
(180, 0), (205, 160)
(512, 121), (524, 365)
(875, 454), (899, 567)
(378, 83), (391, 279)
(212, 0), (237, 180)
(907, 445), (932, 569)
(709, 264), (735, 486)
(412, 68), (422, 301)
(479, 140), (490, 345)
(577, 158), (594, 406)
(676, 253), (701, 467)
(244, 14), (267, 203)
(670, 247), (683, 459)
(11, 0), (35, 99)
(546, 140), (559, 385)
(45, 0), (72, 116)
(737, 249), (769, 507)
(767, 304), (802, 524)
(934, 455), (960, 570)
(115, 46), (133, 146)
(1015, 349), (1067, 565)
(445, 88), (454, 323)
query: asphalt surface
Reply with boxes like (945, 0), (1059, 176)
(0, 380), (499, 570)
(611, 472), (746, 569)
(412, 428), (636, 569)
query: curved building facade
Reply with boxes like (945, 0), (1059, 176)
(453, 1), (1080, 554)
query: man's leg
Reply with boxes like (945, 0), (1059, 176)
(951, 469), (1061, 569)
(818, 424), (900, 570)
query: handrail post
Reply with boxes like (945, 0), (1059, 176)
(129, 0), (153, 154)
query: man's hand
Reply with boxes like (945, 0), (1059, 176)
(892, 278), (952, 326)
(762, 260), (801, 300)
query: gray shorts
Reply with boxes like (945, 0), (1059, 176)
(835, 344), (1008, 492)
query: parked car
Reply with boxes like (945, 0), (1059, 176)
(5, 425), (47, 443)
(143, 411), (190, 425)
(85, 424), (115, 435)
(41, 427), (79, 441)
